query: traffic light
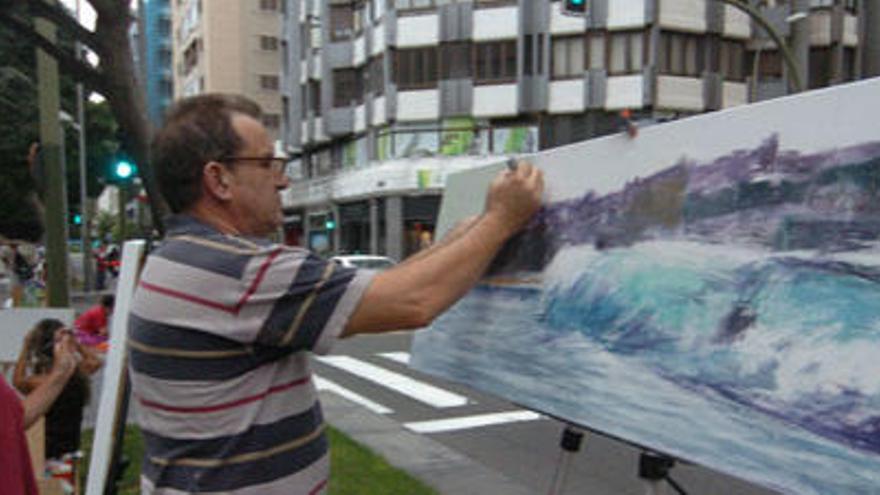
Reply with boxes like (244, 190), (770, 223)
(112, 160), (137, 181)
(325, 215), (336, 231)
(72, 213), (82, 225)
(562, 0), (587, 15)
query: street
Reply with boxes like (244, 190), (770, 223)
(316, 332), (780, 495)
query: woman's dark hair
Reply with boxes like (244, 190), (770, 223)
(152, 94), (263, 213)
(24, 318), (89, 402)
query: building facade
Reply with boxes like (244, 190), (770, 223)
(171, 0), (285, 139)
(277, 0), (862, 261)
(138, 0), (175, 125)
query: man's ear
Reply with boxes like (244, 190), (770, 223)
(203, 162), (233, 200)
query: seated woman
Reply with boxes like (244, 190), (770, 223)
(1, 328), (79, 495)
(14, 319), (102, 461)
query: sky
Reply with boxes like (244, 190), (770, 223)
(60, 0), (97, 30)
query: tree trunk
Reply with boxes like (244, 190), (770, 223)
(94, 8), (168, 234)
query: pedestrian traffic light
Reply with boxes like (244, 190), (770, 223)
(563, 0), (587, 15)
(112, 160), (137, 181)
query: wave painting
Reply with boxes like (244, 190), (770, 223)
(411, 135), (880, 495)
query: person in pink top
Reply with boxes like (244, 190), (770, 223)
(0, 331), (79, 495)
(74, 295), (114, 346)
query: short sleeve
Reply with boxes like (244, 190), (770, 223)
(254, 251), (375, 354)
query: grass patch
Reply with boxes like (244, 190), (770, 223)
(79, 425), (438, 495)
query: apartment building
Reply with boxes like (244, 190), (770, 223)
(137, 0), (175, 125)
(280, 0), (861, 260)
(171, 0), (285, 138)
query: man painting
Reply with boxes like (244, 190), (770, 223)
(128, 94), (544, 494)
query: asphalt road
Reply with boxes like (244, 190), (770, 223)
(318, 331), (781, 495)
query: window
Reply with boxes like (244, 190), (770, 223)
(586, 32), (604, 70)
(260, 74), (280, 90)
(395, 47), (439, 89)
(263, 113), (281, 129)
(552, 36), (585, 79)
(748, 50), (783, 79)
(658, 31), (703, 77)
(260, 35), (279, 51)
(330, 3), (354, 41)
(260, 0), (279, 11)
(157, 19), (171, 37)
(159, 48), (172, 67)
(524, 35), (534, 75)
(441, 42), (472, 80)
(809, 46), (832, 89)
(608, 31), (645, 76)
(301, 84), (309, 118)
(474, 40), (517, 84)
(310, 80), (322, 115)
(719, 40), (744, 81)
(334, 68), (364, 106)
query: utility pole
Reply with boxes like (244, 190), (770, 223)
(862, 0), (880, 77)
(36, 0), (69, 307)
(76, 0), (93, 291)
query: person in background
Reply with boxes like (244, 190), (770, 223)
(74, 294), (115, 348)
(1, 330), (79, 495)
(14, 319), (102, 460)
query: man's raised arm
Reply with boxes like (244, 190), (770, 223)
(343, 161), (544, 336)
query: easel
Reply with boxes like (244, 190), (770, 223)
(547, 424), (688, 495)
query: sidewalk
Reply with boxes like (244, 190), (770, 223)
(320, 391), (534, 495)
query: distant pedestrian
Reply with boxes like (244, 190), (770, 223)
(74, 295), (114, 348)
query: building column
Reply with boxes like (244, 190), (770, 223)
(861, 0), (880, 77)
(789, 0), (811, 91)
(369, 198), (379, 254)
(385, 196), (403, 261)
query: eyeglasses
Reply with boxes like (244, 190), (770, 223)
(220, 156), (289, 177)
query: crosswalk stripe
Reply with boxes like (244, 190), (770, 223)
(316, 355), (469, 408)
(404, 411), (543, 434)
(378, 352), (410, 365)
(314, 376), (393, 414)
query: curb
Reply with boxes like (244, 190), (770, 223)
(320, 391), (534, 495)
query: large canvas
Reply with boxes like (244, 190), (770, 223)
(410, 78), (880, 495)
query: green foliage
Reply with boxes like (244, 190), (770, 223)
(0, 8), (120, 240)
(327, 427), (438, 494)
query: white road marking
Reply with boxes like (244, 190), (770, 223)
(314, 376), (393, 414)
(404, 411), (544, 434)
(378, 351), (410, 365)
(316, 355), (468, 408)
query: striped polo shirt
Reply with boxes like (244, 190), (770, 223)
(128, 215), (374, 494)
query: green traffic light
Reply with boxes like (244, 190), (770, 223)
(73, 214), (82, 225)
(325, 220), (336, 230)
(114, 160), (135, 180)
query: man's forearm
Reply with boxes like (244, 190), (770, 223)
(346, 212), (514, 334)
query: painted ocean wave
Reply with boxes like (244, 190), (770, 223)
(542, 240), (880, 454)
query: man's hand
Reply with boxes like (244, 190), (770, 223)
(484, 160), (544, 236)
